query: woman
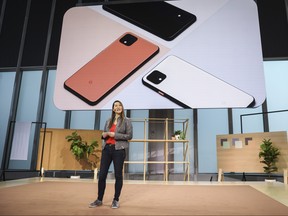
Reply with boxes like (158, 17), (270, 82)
(89, 100), (133, 209)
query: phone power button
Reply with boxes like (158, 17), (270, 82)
(158, 91), (164, 96)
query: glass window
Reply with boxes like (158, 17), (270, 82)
(198, 109), (228, 173)
(70, 110), (95, 130)
(22, 1), (52, 67)
(8, 71), (42, 169)
(16, 71), (42, 121)
(232, 106), (263, 134)
(0, 0), (27, 67)
(43, 70), (65, 128)
(0, 72), (16, 166)
(264, 60), (288, 131)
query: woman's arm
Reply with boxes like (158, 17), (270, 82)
(101, 119), (110, 139)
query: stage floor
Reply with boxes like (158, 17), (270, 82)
(1, 177), (288, 208)
(1, 177), (288, 215)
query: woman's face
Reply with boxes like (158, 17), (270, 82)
(113, 101), (123, 115)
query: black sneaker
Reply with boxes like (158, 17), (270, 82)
(111, 200), (119, 209)
(89, 199), (102, 208)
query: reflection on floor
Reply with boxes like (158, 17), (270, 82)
(0, 177), (287, 207)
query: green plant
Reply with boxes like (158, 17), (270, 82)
(65, 131), (100, 169)
(174, 130), (186, 140)
(258, 138), (280, 178)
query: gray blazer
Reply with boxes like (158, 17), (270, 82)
(102, 117), (133, 150)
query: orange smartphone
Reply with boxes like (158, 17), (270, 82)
(64, 32), (159, 105)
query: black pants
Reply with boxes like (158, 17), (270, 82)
(97, 144), (126, 201)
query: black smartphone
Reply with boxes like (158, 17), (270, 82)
(103, 1), (197, 41)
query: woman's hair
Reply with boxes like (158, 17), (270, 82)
(108, 100), (125, 128)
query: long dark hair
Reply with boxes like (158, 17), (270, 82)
(108, 100), (125, 128)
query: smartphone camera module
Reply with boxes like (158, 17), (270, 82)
(147, 70), (166, 84)
(120, 33), (138, 46)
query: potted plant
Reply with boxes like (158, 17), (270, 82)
(65, 131), (101, 178)
(258, 138), (280, 182)
(172, 130), (186, 140)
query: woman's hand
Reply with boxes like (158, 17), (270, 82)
(102, 132), (115, 138)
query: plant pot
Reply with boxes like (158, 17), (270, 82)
(175, 135), (180, 140)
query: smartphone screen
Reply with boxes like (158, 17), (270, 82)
(142, 55), (255, 108)
(103, 1), (197, 41)
(64, 32), (159, 105)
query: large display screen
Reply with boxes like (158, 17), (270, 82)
(54, 0), (265, 110)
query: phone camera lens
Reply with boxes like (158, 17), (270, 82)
(147, 70), (166, 84)
(120, 33), (137, 46)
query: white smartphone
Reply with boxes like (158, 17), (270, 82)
(142, 55), (255, 108)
